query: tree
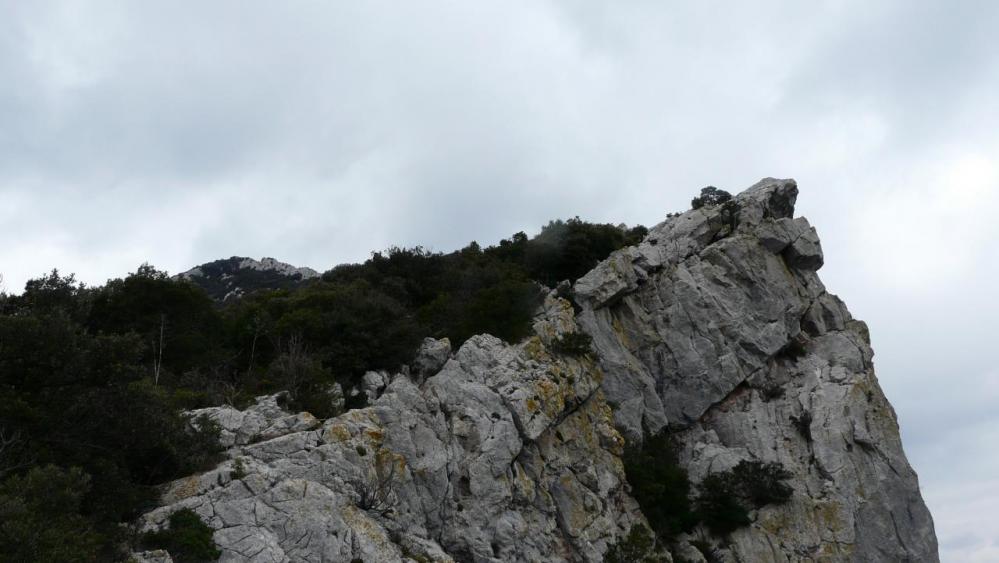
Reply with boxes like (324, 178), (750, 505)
(695, 460), (793, 536)
(13, 270), (90, 321)
(603, 524), (669, 563)
(141, 508), (221, 563)
(622, 432), (697, 540)
(87, 265), (224, 379)
(691, 187), (733, 209)
(0, 465), (103, 562)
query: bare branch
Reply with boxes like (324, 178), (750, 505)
(349, 452), (402, 517)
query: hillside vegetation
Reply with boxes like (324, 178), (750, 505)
(0, 217), (645, 561)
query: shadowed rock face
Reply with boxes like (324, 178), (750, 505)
(575, 178), (938, 562)
(137, 178), (937, 563)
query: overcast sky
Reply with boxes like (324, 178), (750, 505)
(2, 2), (997, 559)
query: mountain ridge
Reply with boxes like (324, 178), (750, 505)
(174, 256), (320, 302)
(132, 178), (937, 562)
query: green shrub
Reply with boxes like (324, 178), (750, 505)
(550, 331), (595, 357)
(776, 337), (807, 362)
(603, 524), (669, 563)
(691, 187), (732, 210)
(719, 200), (740, 232)
(695, 472), (751, 535)
(791, 411), (813, 443)
(87, 264), (224, 377)
(732, 460), (793, 506)
(0, 465), (103, 562)
(695, 460), (793, 536)
(757, 381), (785, 401)
(230, 458), (247, 480)
(516, 217), (647, 286)
(142, 508), (221, 563)
(622, 432), (697, 540)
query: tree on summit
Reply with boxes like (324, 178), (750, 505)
(691, 186), (733, 209)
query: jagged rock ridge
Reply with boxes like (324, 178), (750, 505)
(138, 179), (937, 562)
(575, 178), (937, 561)
(175, 256), (319, 302)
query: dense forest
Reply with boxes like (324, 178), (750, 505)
(0, 217), (646, 561)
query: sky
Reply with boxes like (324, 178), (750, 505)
(1, 1), (997, 559)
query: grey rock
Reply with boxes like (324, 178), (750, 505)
(139, 294), (643, 562)
(362, 370), (390, 402)
(188, 393), (319, 449)
(411, 337), (452, 381)
(575, 178), (938, 562)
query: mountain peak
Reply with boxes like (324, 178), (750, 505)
(176, 256), (319, 301)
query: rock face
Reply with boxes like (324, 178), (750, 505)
(138, 297), (644, 562)
(575, 178), (937, 561)
(139, 178), (937, 562)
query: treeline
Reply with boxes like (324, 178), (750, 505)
(0, 217), (645, 561)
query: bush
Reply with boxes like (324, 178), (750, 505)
(518, 218), (647, 286)
(0, 465), (103, 562)
(550, 332), (595, 357)
(691, 187), (732, 210)
(142, 508), (221, 563)
(776, 337), (807, 362)
(87, 264), (224, 377)
(603, 524), (669, 563)
(757, 381), (785, 401)
(732, 460), (793, 506)
(695, 472), (752, 535)
(266, 336), (343, 418)
(273, 280), (423, 382)
(791, 411), (813, 443)
(230, 458), (247, 480)
(622, 432), (697, 540)
(695, 460), (793, 536)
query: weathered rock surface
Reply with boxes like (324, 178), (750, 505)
(138, 297), (645, 562)
(575, 178), (937, 562)
(188, 393), (321, 449)
(139, 178), (936, 562)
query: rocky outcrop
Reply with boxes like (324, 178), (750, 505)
(139, 178), (937, 562)
(189, 393), (321, 449)
(574, 178), (937, 562)
(138, 296), (644, 562)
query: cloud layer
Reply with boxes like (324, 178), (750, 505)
(2, 2), (997, 559)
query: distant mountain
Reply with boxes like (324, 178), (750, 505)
(175, 256), (320, 302)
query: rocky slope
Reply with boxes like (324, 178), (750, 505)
(137, 178), (937, 562)
(137, 296), (643, 562)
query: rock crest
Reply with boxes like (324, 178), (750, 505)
(575, 178), (937, 561)
(138, 178), (937, 562)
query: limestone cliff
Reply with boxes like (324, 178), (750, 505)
(575, 178), (937, 561)
(136, 179), (937, 562)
